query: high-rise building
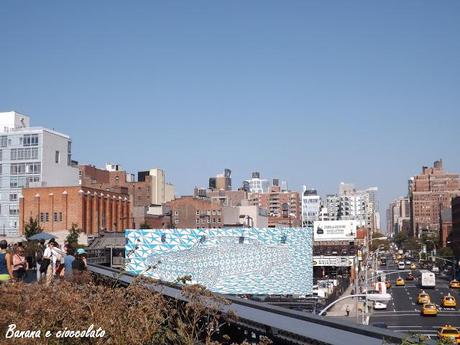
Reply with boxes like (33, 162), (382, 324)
(248, 184), (301, 227)
(244, 171), (270, 193)
(138, 168), (166, 205)
(301, 186), (321, 227)
(387, 197), (410, 237)
(325, 194), (341, 220)
(339, 184), (379, 231)
(0, 111), (79, 237)
(209, 169), (232, 191)
(409, 160), (460, 237)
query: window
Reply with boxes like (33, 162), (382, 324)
(174, 211), (179, 216)
(9, 194), (18, 202)
(9, 206), (19, 216)
(10, 148), (39, 160)
(40, 212), (45, 222)
(45, 213), (49, 222)
(217, 218), (221, 223)
(212, 218), (216, 223)
(0, 164), (2, 175)
(196, 218), (200, 224)
(22, 134), (39, 146)
(59, 212), (63, 222)
(55, 150), (60, 164)
(174, 219), (179, 224)
(0, 150), (2, 161)
(0, 136), (7, 147)
(196, 210), (200, 215)
(54, 212), (59, 222)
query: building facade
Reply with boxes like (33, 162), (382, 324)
(449, 197), (460, 258)
(301, 186), (321, 227)
(166, 196), (223, 229)
(209, 169), (232, 191)
(409, 160), (460, 237)
(19, 186), (130, 235)
(244, 171), (270, 193)
(248, 184), (301, 227)
(0, 111), (79, 236)
(387, 197), (410, 237)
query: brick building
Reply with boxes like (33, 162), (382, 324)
(449, 197), (460, 258)
(248, 185), (301, 227)
(439, 208), (453, 248)
(19, 186), (130, 235)
(166, 196), (223, 229)
(79, 164), (175, 228)
(409, 160), (460, 237)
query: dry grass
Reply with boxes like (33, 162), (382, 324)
(0, 273), (271, 345)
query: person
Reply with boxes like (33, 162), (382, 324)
(12, 245), (28, 281)
(0, 240), (13, 283)
(63, 247), (76, 280)
(72, 248), (87, 276)
(35, 239), (46, 282)
(346, 305), (350, 317)
(42, 239), (65, 285)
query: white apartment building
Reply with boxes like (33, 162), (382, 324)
(339, 184), (379, 231)
(0, 111), (79, 236)
(301, 186), (321, 227)
(245, 172), (270, 193)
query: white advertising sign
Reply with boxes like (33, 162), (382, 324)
(312, 256), (355, 267)
(313, 220), (359, 241)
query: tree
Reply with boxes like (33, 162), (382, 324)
(438, 246), (454, 258)
(393, 231), (408, 248)
(139, 223), (151, 229)
(24, 217), (42, 239)
(66, 223), (80, 246)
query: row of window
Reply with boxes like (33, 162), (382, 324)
(10, 162), (41, 175)
(10, 148), (39, 160)
(40, 212), (63, 223)
(0, 134), (39, 148)
(195, 218), (221, 224)
(10, 176), (40, 188)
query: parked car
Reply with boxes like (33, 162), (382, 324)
(373, 301), (387, 310)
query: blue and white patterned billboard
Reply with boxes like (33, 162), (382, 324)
(125, 227), (313, 295)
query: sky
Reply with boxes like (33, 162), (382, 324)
(1, 1), (459, 230)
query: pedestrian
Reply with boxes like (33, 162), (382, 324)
(12, 245), (28, 281)
(42, 239), (65, 285)
(63, 246), (76, 281)
(35, 239), (46, 282)
(346, 305), (350, 317)
(72, 248), (87, 277)
(0, 240), (13, 283)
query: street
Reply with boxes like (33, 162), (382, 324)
(369, 257), (460, 338)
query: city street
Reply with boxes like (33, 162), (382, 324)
(369, 257), (460, 338)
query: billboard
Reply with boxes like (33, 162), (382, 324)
(312, 256), (355, 267)
(125, 227), (313, 295)
(313, 220), (360, 241)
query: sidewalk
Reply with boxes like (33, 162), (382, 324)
(326, 281), (366, 318)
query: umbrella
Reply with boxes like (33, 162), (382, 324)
(28, 232), (56, 241)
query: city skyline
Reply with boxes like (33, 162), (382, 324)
(1, 1), (459, 230)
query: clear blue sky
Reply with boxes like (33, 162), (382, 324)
(1, 1), (459, 230)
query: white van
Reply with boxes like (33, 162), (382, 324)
(398, 261), (405, 270)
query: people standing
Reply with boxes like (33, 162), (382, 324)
(12, 245), (28, 281)
(35, 239), (46, 282)
(0, 240), (13, 283)
(346, 305), (350, 317)
(42, 239), (65, 285)
(63, 247), (75, 280)
(72, 248), (87, 277)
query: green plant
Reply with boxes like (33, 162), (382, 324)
(139, 223), (151, 229)
(66, 223), (80, 246)
(24, 217), (42, 239)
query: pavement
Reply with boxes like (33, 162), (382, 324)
(327, 281), (366, 318)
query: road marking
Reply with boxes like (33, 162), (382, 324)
(388, 326), (422, 328)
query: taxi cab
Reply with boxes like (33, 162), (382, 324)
(450, 280), (460, 289)
(421, 303), (438, 316)
(385, 281), (392, 289)
(410, 263), (417, 270)
(418, 292), (431, 304)
(442, 294), (457, 308)
(438, 325), (460, 344)
(396, 277), (405, 286)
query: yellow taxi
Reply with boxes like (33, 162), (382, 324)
(421, 303), (438, 316)
(396, 277), (405, 286)
(442, 294), (457, 308)
(410, 263), (417, 270)
(385, 281), (392, 289)
(438, 325), (460, 344)
(418, 292), (431, 304)
(451, 280), (460, 289)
